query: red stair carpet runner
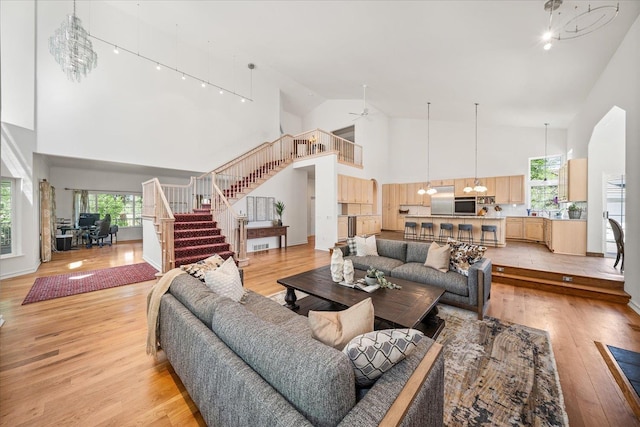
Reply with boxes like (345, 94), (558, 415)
(173, 210), (234, 267)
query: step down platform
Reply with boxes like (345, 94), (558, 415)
(492, 264), (629, 304)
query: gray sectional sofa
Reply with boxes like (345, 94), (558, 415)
(336, 238), (492, 319)
(158, 272), (445, 427)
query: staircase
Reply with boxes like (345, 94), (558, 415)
(173, 208), (234, 267)
(222, 159), (288, 201)
(492, 265), (630, 304)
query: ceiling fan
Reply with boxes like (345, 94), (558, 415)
(349, 84), (369, 119)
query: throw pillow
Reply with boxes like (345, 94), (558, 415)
(180, 253), (225, 281)
(355, 235), (378, 257)
(447, 238), (487, 276)
(343, 329), (424, 387)
(308, 298), (374, 349)
(204, 256), (247, 302)
(346, 237), (358, 256)
(424, 241), (450, 272)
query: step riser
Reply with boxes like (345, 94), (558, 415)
(493, 265), (624, 291)
(493, 275), (630, 304)
(175, 251), (234, 267)
(174, 214), (213, 222)
(174, 236), (226, 248)
(174, 222), (218, 230)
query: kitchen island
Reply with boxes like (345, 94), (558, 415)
(405, 215), (506, 247)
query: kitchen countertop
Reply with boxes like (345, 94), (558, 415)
(404, 214), (506, 220)
(507, 216), (586, 221)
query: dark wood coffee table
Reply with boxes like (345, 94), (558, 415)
(277, 265), (445, 338)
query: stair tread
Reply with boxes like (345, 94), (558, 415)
(493, 272), (630, 296)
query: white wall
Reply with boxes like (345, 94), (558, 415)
(234, 164), (309, 252)
(1, 124), (45, 279)
(36, 1), (283, 173)
(587, 107), (626, 255)
(0, 0), (35, 130)
(388, 118), (567, 184)
(568, 15), (640, 311)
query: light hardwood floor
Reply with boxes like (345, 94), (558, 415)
(1, 239), (639, 426)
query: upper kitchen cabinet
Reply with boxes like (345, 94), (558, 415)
(429, 179), (454, 187)
(495, 175), (525, 204)
(454, 178), (475, 197)
(558, 158), (587, 202)
(480, 177), (496, 196)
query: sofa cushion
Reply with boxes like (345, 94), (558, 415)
(180, 253), (225, 281)
(355, 235), (379, 256)
(424, 242), (450, 273)
(391, 263), (469, 297)
(204, 256), (247, 302)
(346, 255), (405, 276)
(168, 273), (220, 328)
(376, 239), (408, 262)
(210, 297), (356, 427)
(346, 237), (358, 255)
(406, 241), (430, 264)
(447, 238), (487, 277)
(344, 329), (424, 387)
(308, 298), (374, 349)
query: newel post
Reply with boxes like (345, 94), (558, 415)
(236, 214), (249, 267)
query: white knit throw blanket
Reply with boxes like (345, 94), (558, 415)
(146, 268), (186, 357)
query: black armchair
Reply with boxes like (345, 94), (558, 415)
(86, 215), (112, 248)
(608, 218), (624, 272)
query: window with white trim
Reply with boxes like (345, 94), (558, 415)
(529, 155), (562, 212)
(1, 178), (16, 256)
(77, 193), (143, 227)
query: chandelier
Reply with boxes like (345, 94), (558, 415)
(418, 102), (438, 196)
(49, 0), (98, 82)
(542, 0), (619, 50)
(464, 103), (487, 193)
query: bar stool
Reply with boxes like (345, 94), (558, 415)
(419, 222), (435, 241)
(481, 225), (498, 247)
(457, 223), (474, 244)
(404, 222), (418, 240)
(439, 223), (454, 242)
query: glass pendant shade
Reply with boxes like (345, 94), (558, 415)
(49, 3), (98, 82)
(463, 186), (473, 193)
(426, 186), (437, 195)
(417, 188), (426, 195)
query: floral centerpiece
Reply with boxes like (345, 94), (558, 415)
(366, 267), (401, 289)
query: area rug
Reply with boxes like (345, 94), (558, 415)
(436, 305), (569, 426)
(22, 263), (158, 304)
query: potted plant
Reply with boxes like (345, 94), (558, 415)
(568, 203), (582, 219)
(365, 266), (380, 286)
(274, 200), (285, 226)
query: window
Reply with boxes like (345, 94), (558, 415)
(1, 178), (15, 256)
(529, 155), (562, 212)
(78, 193), (143, 227)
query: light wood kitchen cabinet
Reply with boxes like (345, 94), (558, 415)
(544, 219), (552, 248)
(430, 179), (454, 187)
(548, 220), (586, 255)
(358, 215), (382, 235)
(406, 182), (422, 205)
(481, 177), (496, 196)
(396, 183), (408, 205)
(454, 178), (475, 197)
(338, 175), (349, 202)
(558, 158), (587, 202)
(338, 217), (348, 240)
(382, 184), (400, 231)
(506, 217), (524, 239)
(362, 180), (374, 204)
(495, 175), (525, 204)
(524, 218), (544, 242)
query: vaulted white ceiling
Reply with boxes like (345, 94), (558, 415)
(96, 1), (640, 128)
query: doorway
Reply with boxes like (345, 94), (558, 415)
(604, 175), (625, 258)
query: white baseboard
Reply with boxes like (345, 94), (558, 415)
(143, 256), (162, 273)
(0, 264), (40, 280)
(628, 299), (640, 316)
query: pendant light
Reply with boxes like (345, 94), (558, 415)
(464, 103), (487, 193)
(418, 102), (437, 196)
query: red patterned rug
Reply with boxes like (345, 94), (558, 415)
(22, 263), (158, 304)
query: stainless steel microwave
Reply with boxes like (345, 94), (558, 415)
(454, 197), (476, 215)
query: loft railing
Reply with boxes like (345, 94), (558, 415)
(142, 178), (175, 273)
(147, 129), (362, 270)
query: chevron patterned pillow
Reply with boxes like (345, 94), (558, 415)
(343, 329), (424, 387)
